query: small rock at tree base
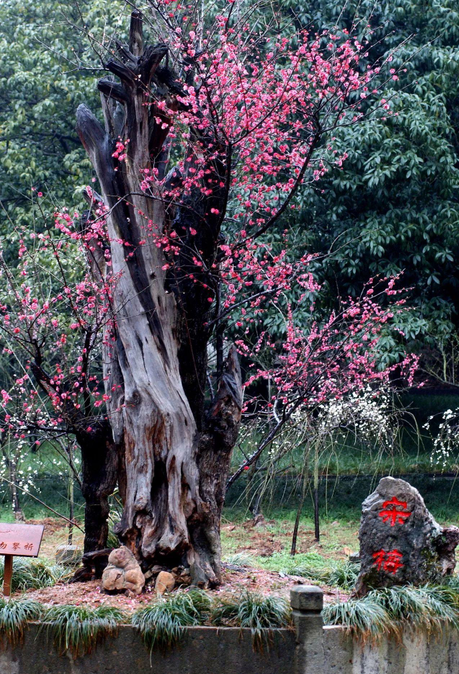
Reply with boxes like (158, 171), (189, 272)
(175, 567), (192, 586)
(354, 476), (459, 596)
(144, 564), (166, 581)
(102, 546), (145, 595)
(155, 570), (176, 595)
(55, 545), (83, 566)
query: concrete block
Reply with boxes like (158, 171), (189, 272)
(55, 545), (83, 566)
(290, 585), (324, 612)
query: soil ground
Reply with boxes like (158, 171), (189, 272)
(11, 515), (355, 610)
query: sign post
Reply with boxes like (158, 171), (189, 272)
(0, 523), (44, 599)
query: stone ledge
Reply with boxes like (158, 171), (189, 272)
(0, 623), (295, 674)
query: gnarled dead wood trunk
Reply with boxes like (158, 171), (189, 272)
(77, 11), (242, 585)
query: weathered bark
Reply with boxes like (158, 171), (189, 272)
(77, 11), (242, 585)
(191, 347), (243, 584)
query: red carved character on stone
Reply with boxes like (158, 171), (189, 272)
(372, 549), (386, 571)
(372, 549), (404, 575)
(379, 497), (411, 526)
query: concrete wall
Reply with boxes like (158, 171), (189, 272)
(1, 587), (459, 673)
(323, 626), (459, 674)
(0, 624), (295, 674)
(294, 585), (459, 674)
(321, 625), (459, 674)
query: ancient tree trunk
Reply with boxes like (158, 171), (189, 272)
(77, 11), (242, 585)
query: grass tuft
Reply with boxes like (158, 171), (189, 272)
(322, 597), (391, 641)
(326, 561), (360, 590)
(44, 605), (125, 658)
(323, 584), (459, 641)
(0, 558), (70, 592)
(0, 598), (42, 649)
(368, 585), (459, 635)
(211, 591), (291, 651)
(223, 552), (255, 568)
(132, 589), (211, 653)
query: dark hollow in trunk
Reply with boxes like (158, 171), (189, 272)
(77, 421), (119, 574)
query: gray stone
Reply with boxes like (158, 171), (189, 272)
(355, 476), (459, 595)
(0, 624), (295, 674)
(291, 586), (324, 674)
(55, 545), (83, 566)
(290, 585), (323, 612)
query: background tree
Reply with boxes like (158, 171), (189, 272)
(0, 211), (118, 557)
(280, 0), (459, 375)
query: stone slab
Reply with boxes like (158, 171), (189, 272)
(1, 624), (295, 674)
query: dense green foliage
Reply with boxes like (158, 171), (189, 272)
(0, 0), (127, 233)
(2, 0), (458, 362)
(286, 0), (459, 371)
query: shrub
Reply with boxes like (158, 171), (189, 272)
(211, 591), (291, 651)
(0, 598), (42, 648)
(44, 605), (125, 658)
(132, 589), (211, 653)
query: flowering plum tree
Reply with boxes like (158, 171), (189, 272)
(0, 214), (117, 556)
(0, 2), (413, 585)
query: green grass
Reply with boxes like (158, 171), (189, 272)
(326, 562), (360, 590)
(223, 552), (256, 567)
(323, 585), (459, 641)
(44, 605), (125, 658)
(132, 590), (211, 653)
(258, 551), (332, 575)
(255, 550), (359, 589)
(0, 558), (71, 592)
(0, 598), (42, 648)
(211, 592), (291, 651)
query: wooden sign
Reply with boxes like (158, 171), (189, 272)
(0, 523), (44, 598)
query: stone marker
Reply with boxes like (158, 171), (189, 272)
(354, 476), (459, 596)
(55, 545), (82, 566)
(101, 546), (145, 595)
(291, 586), (324, 674)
